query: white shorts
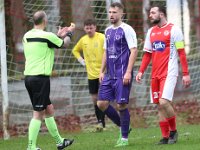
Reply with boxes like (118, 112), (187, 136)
(150, 76), (177, 104)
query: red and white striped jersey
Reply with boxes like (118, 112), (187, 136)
(143, 23), (184, 78)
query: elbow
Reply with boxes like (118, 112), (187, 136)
(72, 49), (75, 55)
(132, 48), (138, 56)
(135, 48), (138, 54)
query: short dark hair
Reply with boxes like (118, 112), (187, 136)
(33, 11), (46, 25)
(110, 2), (124, 11)
(84, 19), (96, 26)
(151, 3), (167, 16)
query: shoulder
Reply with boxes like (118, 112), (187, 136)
(76, 34), (90, 44)
(150, 25), (157, 31)
(105, 25), (113, 33)
(146, 27), (154, 35)
(171, 24), (181, 31)
(23, 29), (35, 37)
(30, 29), (57, 39)
(79, 34), (89, 41)
(120, 23), (136, 34)
(23, 29), (49, 39)
(121, 23), (133, 30)
(43, 31), (57, 38)
(121, 22), (132, 29)
(95, 32), (105, 39)
(96, 32), (104, 36)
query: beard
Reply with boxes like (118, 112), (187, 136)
(110, 18), (119, 24)
(151, 18), (161, 25)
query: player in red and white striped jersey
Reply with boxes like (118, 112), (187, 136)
(136, 4), (191, 145)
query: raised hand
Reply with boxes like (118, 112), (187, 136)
(57, 23), (76, 39)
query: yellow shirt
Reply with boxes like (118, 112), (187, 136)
(72, 32), (105, 79)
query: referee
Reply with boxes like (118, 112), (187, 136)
(23, 10), (74, 150)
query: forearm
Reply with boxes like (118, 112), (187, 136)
(72, 47), (81, 60)
(139, 52), (152, 74)
(62, 36), (71, 48)
(126, 48), (138, 73)
(178, 48), (189, 76)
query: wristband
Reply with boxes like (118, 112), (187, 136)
(66, 32), (73, 39)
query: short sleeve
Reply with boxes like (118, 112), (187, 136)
(103, 28), (108, 49)
(124, 25), (137, 49)
(171, 26), (185, 49)
(143, 28), (153, 53)
(46, 32), (64, 48)
(171, 26), (184, 42)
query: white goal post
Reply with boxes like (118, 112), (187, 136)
(0, 0), (10, 140)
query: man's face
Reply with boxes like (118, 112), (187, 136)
(149, 7), (161, 24)
(108, 6), (123, 24)
(84, 24), (96, 37)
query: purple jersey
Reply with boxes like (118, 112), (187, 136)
(104, 22), (137, 79)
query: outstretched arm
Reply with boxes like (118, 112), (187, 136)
(57, 23), (76, 48)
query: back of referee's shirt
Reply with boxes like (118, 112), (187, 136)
(23, 29), (63, 76)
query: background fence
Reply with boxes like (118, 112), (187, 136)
(0, 0), (200, 139)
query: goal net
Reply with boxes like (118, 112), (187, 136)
(0, 0), (200, 139)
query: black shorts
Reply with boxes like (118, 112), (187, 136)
(25, 75), (51, 111)
(88, 78), (99, 94)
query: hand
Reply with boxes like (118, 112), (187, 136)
(182, 75), (191, 88)
(57, 23), (76, 38)
(57, 26), (69, 38)
(78, 58), (85, 66)
(123, 72), (132, 85)
(136, 72), (143, 84)
(99, 72), (104, 83)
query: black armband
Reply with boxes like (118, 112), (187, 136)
(66, 32), (73, 39)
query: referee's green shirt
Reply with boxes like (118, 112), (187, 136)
(23, 29), (63, 76)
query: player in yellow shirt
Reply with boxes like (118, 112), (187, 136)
(72, 19), (105, 130)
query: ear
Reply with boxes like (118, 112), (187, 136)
(43, 18), (48, 27)
(121, 13), (125, 19)
(160, 12), (164, 18)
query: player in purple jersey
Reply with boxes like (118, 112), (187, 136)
(97, 2), (138, 147)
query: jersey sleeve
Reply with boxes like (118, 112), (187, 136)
(139, 52), (152, 74)
(46, 32), (64, 48)
(103, 28), (108, 50)
(124, 25), (137, 49)
(143, 28), (153, 53)
(171, 26), (189, 76)
(171, 26), (184, 49)
(72, 38), (83, 59)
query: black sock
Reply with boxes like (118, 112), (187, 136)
(94, 105), (106, 127)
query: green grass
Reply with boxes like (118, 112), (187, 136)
(0, 124), (200, 150)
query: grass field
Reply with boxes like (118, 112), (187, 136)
(0, 124), (200, 150)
